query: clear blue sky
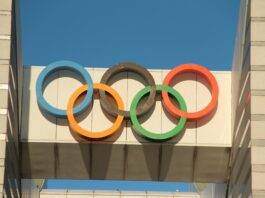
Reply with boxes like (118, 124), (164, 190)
(21, 0), (240, 70)
(20, 0), (240, 192)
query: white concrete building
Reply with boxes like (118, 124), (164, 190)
(0, 0), (265, 197)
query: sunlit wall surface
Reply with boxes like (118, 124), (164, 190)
(229, 0), (265, 197)
(229, 0), (251, 197)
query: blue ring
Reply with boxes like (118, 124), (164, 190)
(36, 60), (93, 118)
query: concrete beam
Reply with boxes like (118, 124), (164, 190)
(21, 142), (230, 183)
(21, 67), (232, 183)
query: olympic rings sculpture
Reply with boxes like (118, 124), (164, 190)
(36, 61), (219, 141)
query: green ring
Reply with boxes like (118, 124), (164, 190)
(130, 84), (187, 141)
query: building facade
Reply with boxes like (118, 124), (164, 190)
(0, 0), (265, 197)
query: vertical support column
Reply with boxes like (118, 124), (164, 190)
(0, 0), (12, 196)
(250, 0), (265, 197)
(229, 0), (251, 197)
(0, 0), (24, 196)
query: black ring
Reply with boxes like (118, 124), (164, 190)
(99, 62), (156, 119)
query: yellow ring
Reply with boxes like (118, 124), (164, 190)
(67, 83), (124, 139)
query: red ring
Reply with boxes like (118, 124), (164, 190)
(162, 63), (219, 120)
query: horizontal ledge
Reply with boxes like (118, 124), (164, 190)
(0, 11), (11, 15)
(251, 90), (265, 96)
(251, 41), (265, 46)
(0, 85), (8, 90)
(251, 17), (265, 22)
(251, 114), (265, 121)
(251, 65), (265, 71)
(40, 189), (200, 197)
(0, 109), (7, 115)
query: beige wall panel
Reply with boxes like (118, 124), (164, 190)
(0, 89), (8, 108)
(251, 46), (265, 66)
(0, 140), (6, 166)
(40, 190), (67, 198)
(0, 60), (9, 65)
(67, 194), (93, 198)
(0, 166), (3, 185)
(0, 141), (5, 161)
(251, 121), (265, 139)
(0, 0), (11, 11)
(162, 70), (196, 145)
(93, 191), (120, 198)
(56, 68), (93, 142)
(67, 195), (92, 198)
(197, 73), (231, 146)
(67, 190), (93, 198)
(251, 21), (265, 42)
(252, 191), (265, 198)
(0, 65), (9, 84)
(147, 191), (174, 198)
(0, 140), (6, 158)
(121, 195), (145, 198)
(251, 71), (265, 90)
(0, 114), (7, 133)
(0, 39), (10, 60)
(252, 146), (265, 164)
(251, 0), (265, 17)
(251, 96), (265, 115)
(252, 172), (265, 190)
(0, 14), (11, 35)
(21, 67), (57, 141)
(121, 191), (146, 198)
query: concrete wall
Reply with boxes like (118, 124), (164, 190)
(249, 0), (265, 197)
(4, 0), (265, 197)
(0, 0), (12, 195)
(229, 0), (251, 197)
(0, 0), (24, 197)
(228, 0), (265, 197)
(229, 0), (265, 197)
